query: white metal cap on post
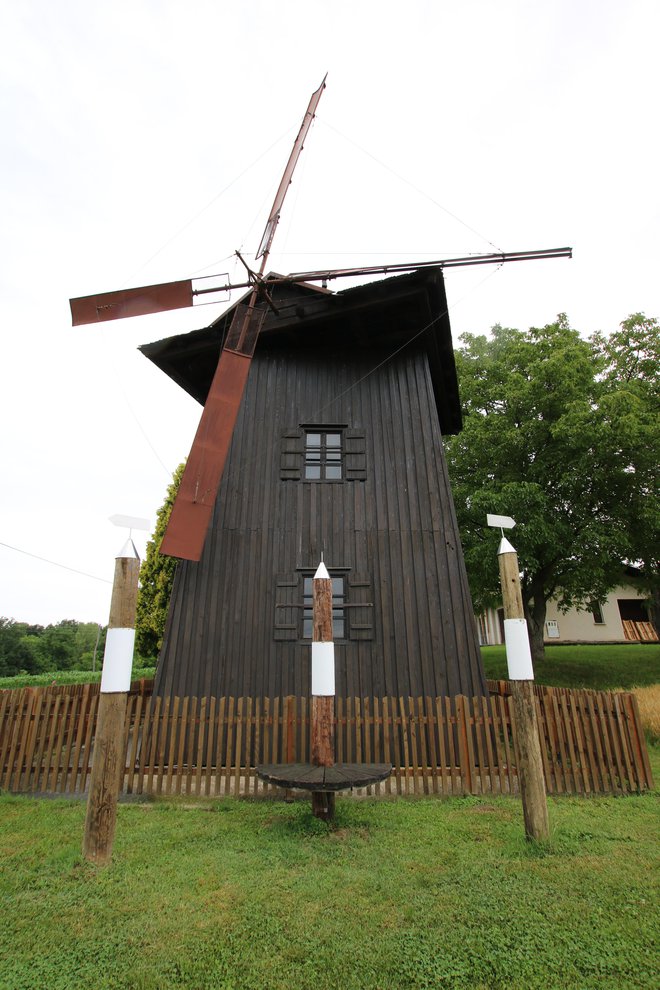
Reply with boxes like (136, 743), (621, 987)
(496, 534), (535, 681)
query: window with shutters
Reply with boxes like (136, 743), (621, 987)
(280, 427), (366, 482)
(274, 570), (374, 642)
(302, 574), (345, 638)
(304, 430), (342, 480)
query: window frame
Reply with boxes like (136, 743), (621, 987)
(301, 572), (347, 640)
(274, 569), (374, 643)
(303, 428), (344, 482)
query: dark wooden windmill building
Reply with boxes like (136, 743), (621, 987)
(141, 266), (487, 703)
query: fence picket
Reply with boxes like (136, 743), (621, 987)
(612, 693), (635, 792)
(417, 697), (430, 795)
(14, 690), (35, 792)
(125, 690), (143, 795)
(627, 693), (653, 790)
(382, 697), (392, 795)
(488, 695), (507, 794)
(195, 697), (207, 795)
(424, 697), (438, 795)
(435, 697), (449, 795)
(21, 691), (45, 792)
(214, 696), (226, 796)
(445, 697), (459, 795)
(479, 696), (495, 795)
(224, 697), (235, 796)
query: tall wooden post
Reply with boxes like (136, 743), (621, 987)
(498, 536), (549, 842)
(311, 560), (336, 821)
(82, 539), (140, 863)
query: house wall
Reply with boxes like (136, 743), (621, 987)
(478, 583), (652, 646)
(154, 336), (486, 702)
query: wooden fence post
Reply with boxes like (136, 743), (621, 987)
(82, 539), (140, 863)
(311, 560), (335, 820)
(498, 536), (550, 842)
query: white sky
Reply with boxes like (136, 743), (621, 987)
(1, 0), (658, 627)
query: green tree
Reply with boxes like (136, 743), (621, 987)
(135, 463), (184, 660)
(445, 315), (659, 661)
(74, 622), (106, 670)
(559, 314), (659, 632)
(36, 620), (80, 670)
(0, 618), (31, 676)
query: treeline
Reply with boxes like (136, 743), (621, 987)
(0, 618), (107, 678)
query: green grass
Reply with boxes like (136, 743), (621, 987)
(482, 643), (660, 690)
(1, 774), (659, 990)
(0, 666), (156, 690)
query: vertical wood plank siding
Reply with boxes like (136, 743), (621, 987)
(1, 681), (652, 797)
(155, 338), (485, 703)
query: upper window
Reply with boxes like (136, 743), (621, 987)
(589, 601), (605, 625)
(279, 427), (366, 482)
(304, 430), (343, 481)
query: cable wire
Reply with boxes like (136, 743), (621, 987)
(318, 116), (503, 254)
(0, 541), (112, 584)
(120, 125), (297, 288)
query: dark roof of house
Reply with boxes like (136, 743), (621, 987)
(139, 266), (462, 434)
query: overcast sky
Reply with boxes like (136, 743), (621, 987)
(1, 0), (658, 627)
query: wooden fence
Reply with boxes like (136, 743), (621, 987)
(0, 680), (653, 799)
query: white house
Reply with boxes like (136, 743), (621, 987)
(477, 579), (657, 646)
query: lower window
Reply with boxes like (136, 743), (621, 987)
(302, 574), (345, 639)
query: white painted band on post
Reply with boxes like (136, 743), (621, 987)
(504, 618), (534, 680)
(100, 628), (136, 693)
(311, 641), (335, 696)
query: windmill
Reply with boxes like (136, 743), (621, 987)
(70, 76), (571, 567)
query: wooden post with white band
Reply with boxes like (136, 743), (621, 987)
(497, 534), (549, 842)
(310, 560), (336, 821)
(82, 538), (140, 863)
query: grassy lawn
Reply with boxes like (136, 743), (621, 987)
(481, 642), (660, 691)
(1, 777), (659, 990)
(2, 644), (659, 988)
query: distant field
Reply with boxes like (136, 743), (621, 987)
(1, 644), (659, 692)
(0, 666), (156, 690)
(481, 642), (660, 690)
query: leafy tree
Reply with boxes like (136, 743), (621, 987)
(0, 618), (31, 676)
(74, 622), (106, 670)
(0, 619), (107, 675)
(135, 463), (184, 660)
(34, 620), (80, 671)
(445, 314), (659, 661)
(562, 314), (659, 632)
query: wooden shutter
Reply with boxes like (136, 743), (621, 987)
(280, 429), (304, 480)
(274, 574), (300, 641)
(347, 572), (374, 640)
(344, 429), (367, 481)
